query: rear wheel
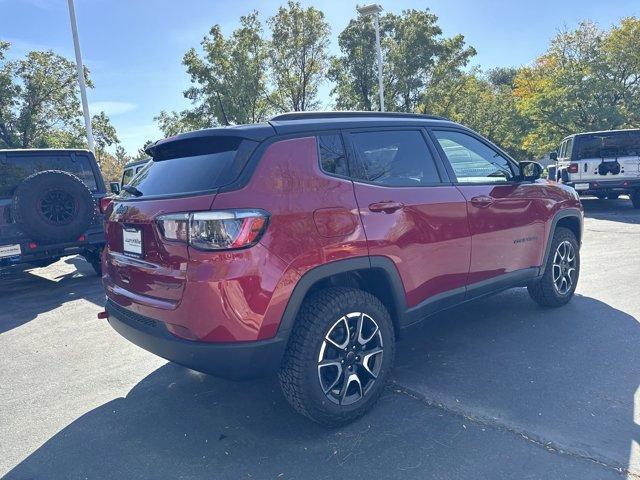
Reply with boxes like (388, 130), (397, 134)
(631, 189), (640, 209)
(528, 227), (580, 307)
(279, 287), (395, 426)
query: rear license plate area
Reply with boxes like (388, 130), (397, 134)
(122, 227), (143, 258)
(0, 244), (21, 260)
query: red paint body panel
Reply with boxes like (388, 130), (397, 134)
(353, 183), (471, 307)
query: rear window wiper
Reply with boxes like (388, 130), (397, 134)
(122, 185), (143, 197)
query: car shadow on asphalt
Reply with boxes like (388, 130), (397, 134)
(0, 256), (103, 334)
(5, 290), (638, 479)
(581, 196), (640, 224)
(394, 289), (640, 475)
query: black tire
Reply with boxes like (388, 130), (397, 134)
(83, 248), (103, 276)
(12, 170), (95, 244)
(279, 287), (395, 426)
(528, 227), (580, 307)
(606, 193), (620, 200)
(594, 193), (606, 200)
(631, 189), (640, 209)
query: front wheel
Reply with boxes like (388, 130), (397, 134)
(528, 227), (580, 307)
(279, 287), (395, 426)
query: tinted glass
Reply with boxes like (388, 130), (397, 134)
(122, 138), (247, 197)
(0, 153), (98, 197)
(350, 130), (441, 186)
(565, 138), (574, 159)
(121, 168), (135, 186)
(575, 132), (640, 159)
(434, 130), (514, 183)
(318, 134), (348, 176)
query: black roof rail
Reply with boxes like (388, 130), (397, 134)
(270, 111), (449, 122)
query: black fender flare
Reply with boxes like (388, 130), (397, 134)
(539, 208), (583, 276)
(276, 256), (407, 336)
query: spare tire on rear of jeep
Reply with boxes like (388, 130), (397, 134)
(12, 170), (96, 244)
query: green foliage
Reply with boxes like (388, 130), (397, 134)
(328, 16), (387, 111)
(268, 1), (330, 111)
(157, 11), (271, 135)
(0, 45), (88, 148)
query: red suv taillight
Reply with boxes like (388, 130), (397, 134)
(567, 163), (579, 173)
(156, 209), (269, 250)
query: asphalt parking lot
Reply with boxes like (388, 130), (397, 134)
(1, 197), (639, 480)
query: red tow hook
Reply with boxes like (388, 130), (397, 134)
(97, 311), (109, 320)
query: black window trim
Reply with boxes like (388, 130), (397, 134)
(341, 126), (452, 189)
(427, 126), (521, 186)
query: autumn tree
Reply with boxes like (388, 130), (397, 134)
(514, 18), (640, 156)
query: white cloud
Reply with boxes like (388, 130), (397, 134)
(89, 101), (137, 116)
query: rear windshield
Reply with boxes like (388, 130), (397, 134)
(0, 153), (98, 197)
(121, 137), (255, 198)
(574, 131), (640, 159)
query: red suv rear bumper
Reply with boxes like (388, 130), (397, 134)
(105, 299), (287, 379)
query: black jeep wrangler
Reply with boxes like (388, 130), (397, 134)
(0, 149), (107, 274)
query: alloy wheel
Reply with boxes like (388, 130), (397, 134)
(317, 312), (384, 406)
(552, 240), (577, 295)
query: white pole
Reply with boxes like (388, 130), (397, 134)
(374, 14), (385, 112)
(67, 0), (95, 152)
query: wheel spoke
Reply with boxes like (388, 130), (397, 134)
(317, 360), (343, 394)
(340, 372), (363, 405)
(357, 313), (378, 345)
(361, 347), (383, 378)
(325, 316), (350, 350)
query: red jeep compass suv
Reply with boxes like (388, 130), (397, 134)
(103, 112), (583, 425)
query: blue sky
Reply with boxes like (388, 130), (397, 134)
(2, 0), (638, 153)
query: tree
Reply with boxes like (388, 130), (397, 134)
(268, 1), (330, 111)
(156, 11), (270, 135)
(424, 69), (531, 160)
(329, 9), (475, 113)
(328, 16), (388, 111)
(91, 110), (119, 165)
(0, 42), (95, 148)
(514, 18), (640, 156)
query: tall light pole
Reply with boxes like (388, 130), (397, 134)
(357, 4), (384, 112)
(67, 0), (95, 152)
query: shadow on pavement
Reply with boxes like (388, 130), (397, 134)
(0, 256), (103, 334)
(5, 290), (635, 479)
(581, 196), (640, 224)
(395, 289), (640, 475)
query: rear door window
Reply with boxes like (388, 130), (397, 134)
(0, 153), (98, 197)
(122, 137), (254, 198)
(348, 130), (441, 186)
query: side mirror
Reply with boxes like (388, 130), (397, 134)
(109, 182), (121, 195)
(519, 161), (543, 182)
(549, 151), (558, 161)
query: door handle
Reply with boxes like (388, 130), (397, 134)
(470, 195), (494, 208)
(368, 201), (405, 214)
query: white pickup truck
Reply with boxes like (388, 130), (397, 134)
(547, 129), (640, 208)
